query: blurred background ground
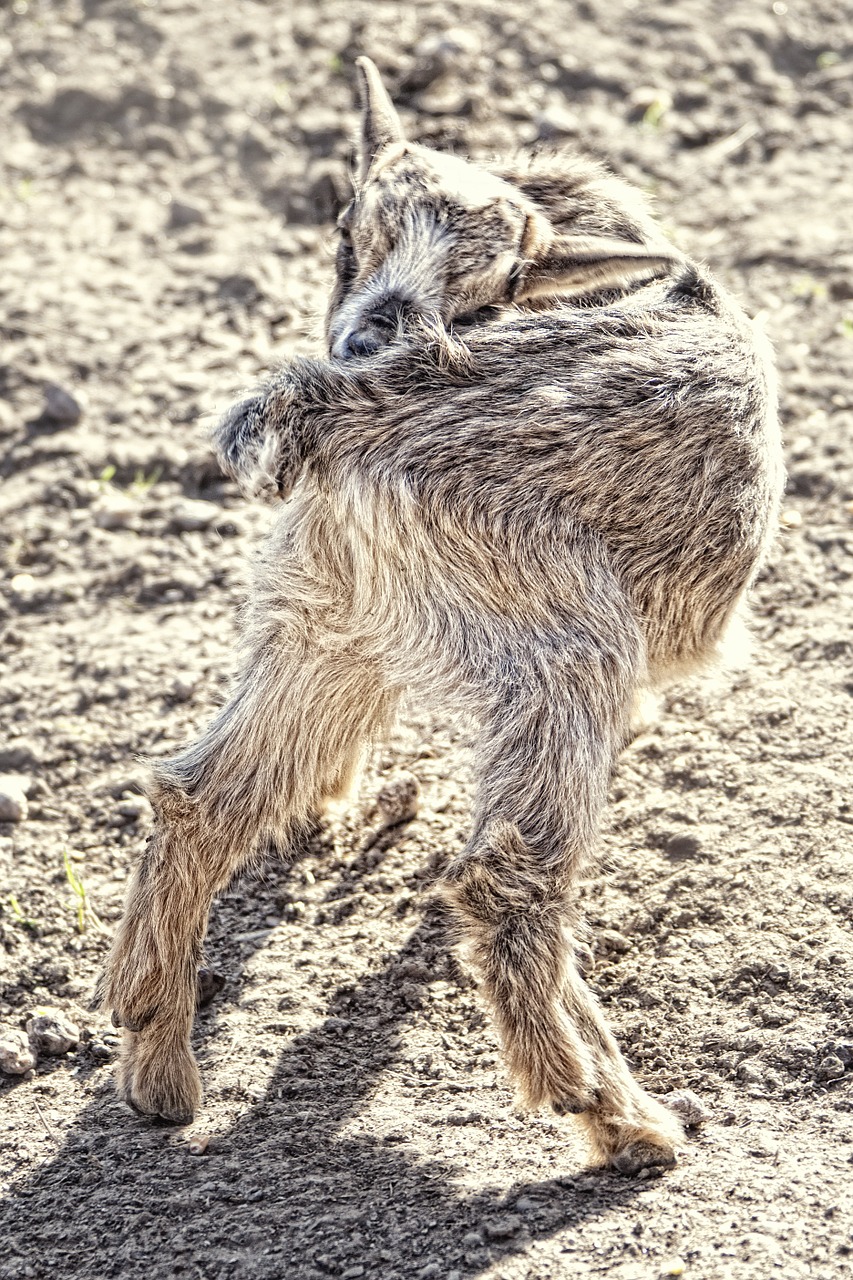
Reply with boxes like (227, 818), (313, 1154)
(0, 1), (852, 1277)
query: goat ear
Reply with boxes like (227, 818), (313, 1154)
(512, 228), (681, 301)
(354, 56), (405, 181)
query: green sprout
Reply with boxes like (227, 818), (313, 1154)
(63, 850), (104, 934)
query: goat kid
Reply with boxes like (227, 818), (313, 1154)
(99, 58), (783, 1175)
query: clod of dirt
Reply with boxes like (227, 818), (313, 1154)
(0, 1030), (37, 1076)
(375, 771), (420, 825)
(0, 775), (29, 822)
(43, 382), (83, 425)
(665, 1089), (712, 1128)
(26, 1010), (80, 1057)
(482, 1213), (523, 1241)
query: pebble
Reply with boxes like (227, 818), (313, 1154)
(816, 1053), (846, 1081)
(780, 508), (802, 529)
(375, 771), (420, 825)
(659, 1258), (686, 1277)
(26, 1010), (79, 1056)
(167, 498), (221, 532)
(0, 775), (29, 822)
(0, 1030), (37, 1075)
(0, 741), (40, 771)
(167, 200), (206, 230)
(665, 1088), (712, 1128)
(536, 104), (581, 140)
(43, 382), (83, 425)
(114, 793), (153, 825)
(187, 1133), (210, 1155)
(94, 491), (138, 530)
(665, 833), (701, 859)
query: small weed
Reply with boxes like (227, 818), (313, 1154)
(839, 318), (853, 339)
(272, 82), (291, 110)
(129, 466), (162, 496)
(642, 97), (669, 129)
(63, 850), (105, 934)
(792, 276), (828, 302)
(328, 54), (344, 74)
(15, 178), (34, 202)
(4, 893), (40, 933)
(816, 51), (841, 69)
(96, 464), (116, 491)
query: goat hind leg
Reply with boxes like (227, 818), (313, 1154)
(100, 640), (396, 1122)
(442, 653), (683, 1173)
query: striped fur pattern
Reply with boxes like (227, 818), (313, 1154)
(99, 58), (783, 1174)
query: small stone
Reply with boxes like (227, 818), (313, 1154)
(665, 1088), (711, 1128)
(536, 104), (581, 140)
(167, 200), (206, 230)
(26, 1010), (79, 1056)
(595, 928), (631, 955)
(816, 1054), (846, 1081)
(43, 382), (83, 424)
(780, 508), (802, 529)
(10, 573), (37, 598)
(737, 1059), (765, 1085)
(417, 1265), (440, 1279)
(187, 1133), (210, 1155)
(375, 772), (420, 825)
(94, 491), (137, 529)
(0, 742), (40, 771)
(665, 833), (701, 859)
(0, 1029), (37, 1075)
(482, 1213), (522, 1240)
(115, 794), (154, 825)
(660, 1258), (686, 1277)
(822, 1041), (853, 1068)
(167, 498), (221, 532)
(0, 775), (28, 823)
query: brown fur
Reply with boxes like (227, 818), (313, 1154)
(99, 58), (784, 1175)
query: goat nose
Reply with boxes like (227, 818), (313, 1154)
(339, 330), (383, 360)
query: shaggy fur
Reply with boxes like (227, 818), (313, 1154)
(99, 58), (784, 1175)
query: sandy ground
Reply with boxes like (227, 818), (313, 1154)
(1, 1), (852, 1277)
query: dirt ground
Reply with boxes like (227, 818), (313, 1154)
(1, 1), (852, 1277)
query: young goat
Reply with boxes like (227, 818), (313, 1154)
(100, 58), (783, 1174)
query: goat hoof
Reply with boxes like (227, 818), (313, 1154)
(117, 1030), (201, 1126)
(197, 967), (226, 1008)
(609, 1140), (677, 1176)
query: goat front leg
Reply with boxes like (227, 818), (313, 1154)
(440, 633), (684, 1174)
(99, 611), (398, 1123)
